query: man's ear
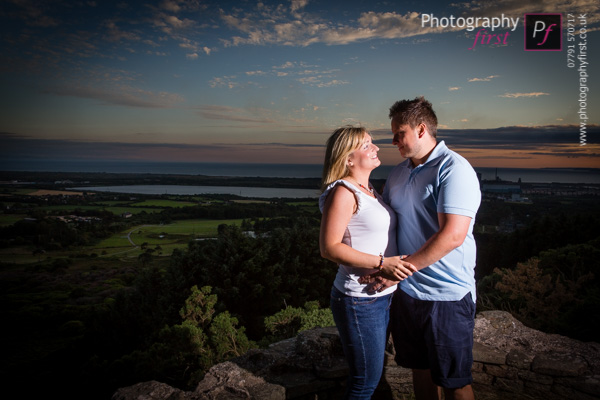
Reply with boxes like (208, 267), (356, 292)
(417, 123), (427, 138)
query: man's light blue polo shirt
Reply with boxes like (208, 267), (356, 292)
(383, 141), (481, 302)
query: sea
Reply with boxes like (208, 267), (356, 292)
(2, 160), (599, 183)
(3, 160), (599, 198)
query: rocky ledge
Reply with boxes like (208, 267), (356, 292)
(112, 311), (600, 400)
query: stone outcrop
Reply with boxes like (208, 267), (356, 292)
(112, 311), (600, 400)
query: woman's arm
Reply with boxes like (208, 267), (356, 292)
(320, 185), (416, 278)
(320, 185), (381, 268)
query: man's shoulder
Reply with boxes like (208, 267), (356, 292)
(437, 144), (476, 174)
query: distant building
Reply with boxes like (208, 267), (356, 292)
(481, 182), (525, 202)
(481, 183), (521, 195)
(121, 212), (133, 218)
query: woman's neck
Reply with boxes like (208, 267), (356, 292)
(346, 173), (370, 187)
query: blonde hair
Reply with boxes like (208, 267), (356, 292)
(321, 126), (367, 192)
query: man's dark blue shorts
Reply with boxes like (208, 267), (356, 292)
(389, 288), (476, 388)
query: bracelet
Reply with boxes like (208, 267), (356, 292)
(377, 253), (384, 270)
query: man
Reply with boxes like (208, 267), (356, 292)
(383, 97), (481, 400)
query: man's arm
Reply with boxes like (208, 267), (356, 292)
(364, 212), (472, 290)
(404, 212), (472, 270)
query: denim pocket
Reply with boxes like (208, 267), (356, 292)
(351, 296), (378, 306)
(330, 286), (345, 303)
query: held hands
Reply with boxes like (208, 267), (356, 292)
(381, 255), (416, 281)
(358, 255), (416, 292)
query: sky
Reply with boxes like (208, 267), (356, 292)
(0, 0), (599, 170)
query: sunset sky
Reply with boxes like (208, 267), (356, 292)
(1, 0), (598, 170)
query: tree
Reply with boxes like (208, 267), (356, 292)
(137, 250), (152, 268)
(210, 311), (253, 360)
(483, 237), (600, 341)
(264, 300), (334, 343)
(179, 285), (216, 327)
(111, 285), (255, 390)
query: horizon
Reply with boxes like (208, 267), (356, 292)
(1, 0), (598, 169)
(1, 160), (599, 185)
(2, 158), (600, 170)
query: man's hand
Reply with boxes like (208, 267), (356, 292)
(359, 274), (399, 293)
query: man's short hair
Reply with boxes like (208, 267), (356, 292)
(389, 96), (438, 138)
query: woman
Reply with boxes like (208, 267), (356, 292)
(319, 126), (416, 399)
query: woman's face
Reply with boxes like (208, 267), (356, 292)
(348, 133), (381, 171)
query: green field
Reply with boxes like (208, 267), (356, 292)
(129, 199), (198, 208)
(34, 204), (162, 215)
(132, 219), (243, 237)
(0, 214), (27, 226)
(0, 218), (245, 263)
(104, 207), (163, 215)
(90, 219), (244, 258)
(38, 205), (102, 212)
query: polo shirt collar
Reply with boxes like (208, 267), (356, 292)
(406, 140), (448, 171)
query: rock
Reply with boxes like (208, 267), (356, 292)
(506, 348), (535, 370)
(473, 341), (507, 365)
(195, 361), (285, 399)
(111, 381), (193, 400)
(113, 311), (600, 400)
(532, 353), (589, 377)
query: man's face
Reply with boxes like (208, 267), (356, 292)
(391, 118), (420, 159)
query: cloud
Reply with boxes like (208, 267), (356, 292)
(1, 125), (597, 166)
(44, 84), (185, 109)
(240, 142), (323, 148)
(211, 62), (347, 89)
(438, 125), (599, 150)
(274, 61), (296, 69)
(290, 0), (309, 13)
(217, 0), (600, 48)
(468, 75), (500, 82)
(499, 92), (550, 98)
(5, 0), (60, 27)
(220, 7), (427, 47)
(161, 0), (182, 13)
(208, 76), (242, 89)
(371, 124), (599, 152)
(449, 86), (461, 91)
(196, 105), (276, 124)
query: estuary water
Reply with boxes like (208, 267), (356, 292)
(71, 184), (320, 198)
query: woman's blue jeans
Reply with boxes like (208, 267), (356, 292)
(330, 286), (392, 399)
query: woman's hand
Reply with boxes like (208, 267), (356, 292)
(380, 256), (417, 281)
(358, 255), (416, 291)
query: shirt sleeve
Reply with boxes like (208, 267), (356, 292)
(437, 158), (481, 218)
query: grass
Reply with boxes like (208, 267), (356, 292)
(89, 219), (244, 258)
(129, 199), (198, 208)
(91, 201), (133, 206)
(0, 214), (27, 226)
(147, 219), (243, 235)
(0, 218), (244, 264)
(94, 235), (132, 248)
(38, 205), (103, 212)
(231, 199), (270, 204)
(104, 206), (163, 215)
(0, 188), (35, 195)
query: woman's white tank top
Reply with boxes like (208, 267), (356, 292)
(319, 179), (398, 297)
